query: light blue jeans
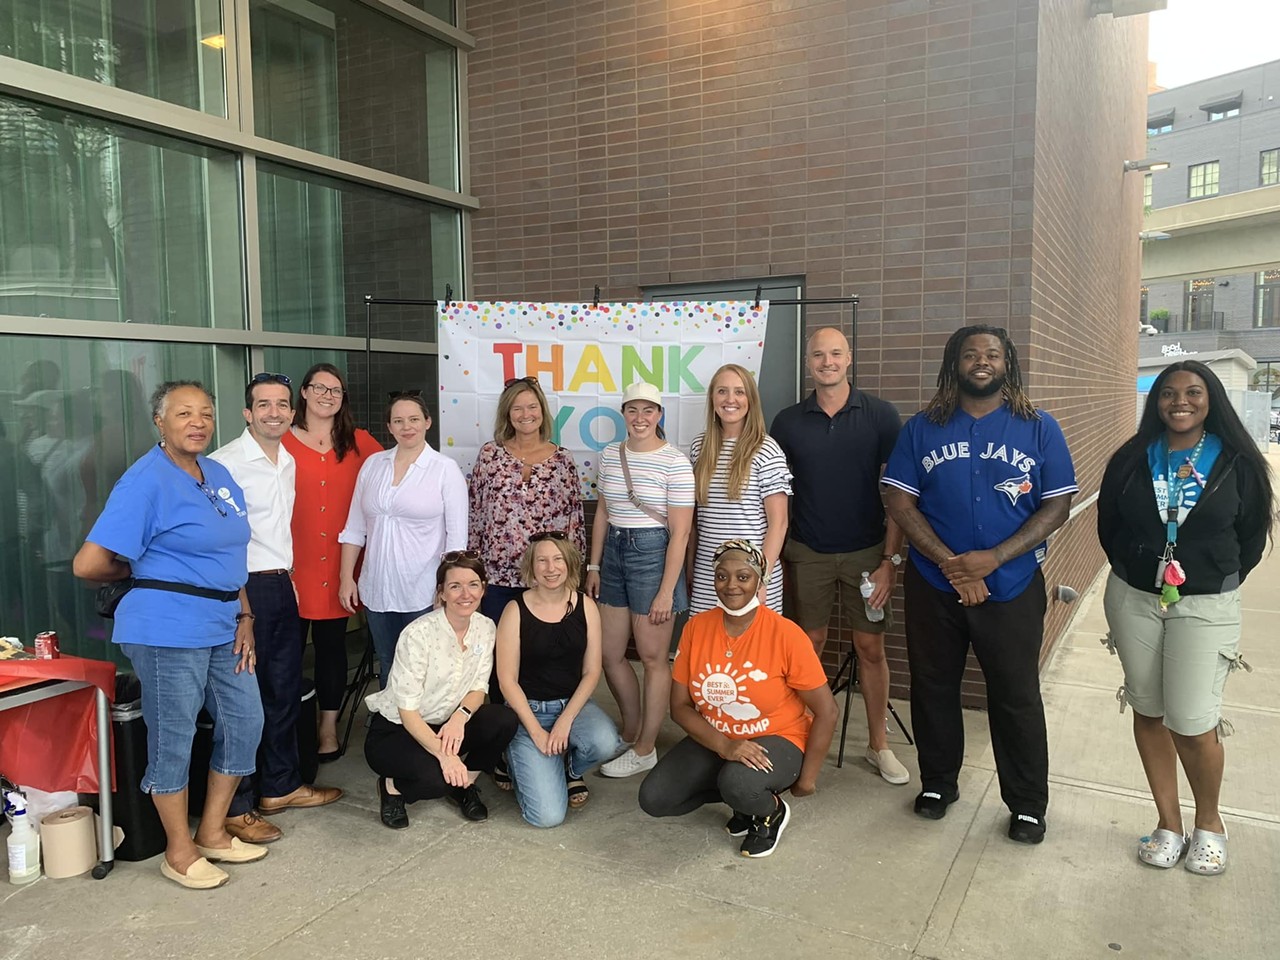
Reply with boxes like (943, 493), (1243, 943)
(507, 698), (624, 828)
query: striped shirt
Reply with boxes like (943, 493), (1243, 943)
(596, 441), (695, 528)
(688, 434), (792, 613)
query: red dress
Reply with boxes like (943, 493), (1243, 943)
(283, 428), (383, 620)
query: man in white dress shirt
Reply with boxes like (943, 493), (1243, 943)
(211, 373), (342, 844)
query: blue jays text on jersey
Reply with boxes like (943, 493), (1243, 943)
(882, 404), (1078, 602)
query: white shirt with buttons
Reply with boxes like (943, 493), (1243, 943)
(209, 427), (295, 573)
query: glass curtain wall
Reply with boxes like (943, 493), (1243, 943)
(0, 0), (466, 662)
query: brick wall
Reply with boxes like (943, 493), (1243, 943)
(465, 0), (1145, 705)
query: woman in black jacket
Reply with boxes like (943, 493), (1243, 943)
(1098, 360), (1272, 876)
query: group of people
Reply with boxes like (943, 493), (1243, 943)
(72, 322), (1271, 888)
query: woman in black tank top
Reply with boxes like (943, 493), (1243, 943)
(496, 532), (624, 828)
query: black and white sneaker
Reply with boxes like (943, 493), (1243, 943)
(725, 811), (752, 837)
(1008, 813), (1046, 844)
(913, 789), (958, 820)
(740, 798), (791, 858)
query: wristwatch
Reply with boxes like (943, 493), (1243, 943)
(882, 553), (903, 567)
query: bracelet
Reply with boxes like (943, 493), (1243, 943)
(235, 612), (255, 622)
(586, 563), (601, 572)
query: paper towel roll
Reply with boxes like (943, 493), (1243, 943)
(40, 806), (96, 879)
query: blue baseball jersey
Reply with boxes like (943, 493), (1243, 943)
(882, 404), (1077, 601)
(87, 445), (251, 648)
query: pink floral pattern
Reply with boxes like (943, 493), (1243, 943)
(468, 441), (586, 588)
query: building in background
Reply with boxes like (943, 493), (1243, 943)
(1139, 59), (1280, 392)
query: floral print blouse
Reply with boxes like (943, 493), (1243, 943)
(467, 440), (586, 588)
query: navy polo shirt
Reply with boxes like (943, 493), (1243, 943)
(881, 404), (1077, 602)
(770, 387), (901, 554)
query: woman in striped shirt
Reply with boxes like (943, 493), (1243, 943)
(688, 364), (792, 613)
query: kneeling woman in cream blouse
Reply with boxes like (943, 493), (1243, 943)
(364, 553), (518, 828)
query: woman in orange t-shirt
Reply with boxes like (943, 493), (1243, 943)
(282, 363), (382, 759)
(639, 539), (837, 859)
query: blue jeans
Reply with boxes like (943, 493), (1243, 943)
(597, 525), (688, 614)
(121, 641), (264, 795)
(507, 698), (624, 828)
(366, 606), (431, 689)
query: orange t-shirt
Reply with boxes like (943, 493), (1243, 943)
(283, 428), (383, 620)
(672, 606), (828, 751)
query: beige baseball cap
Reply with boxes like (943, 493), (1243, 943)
(621, 382), (663, 407)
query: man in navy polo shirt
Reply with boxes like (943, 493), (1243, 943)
(772, 327), (910, 786)
(882, 325), (1076, 844)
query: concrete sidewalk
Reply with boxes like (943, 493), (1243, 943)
(3, 482), (1277, 960)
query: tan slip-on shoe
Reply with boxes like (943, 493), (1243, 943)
(259, 784), (344, 812)
(196, 836), (269, 864)
(225, 810), (283, 844)
(866, 747), (911, 785)
(160, 857), (229, 890)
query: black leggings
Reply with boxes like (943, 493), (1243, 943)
(302, 616), (350, 711)
(364, 706), (518, 803)
(638, 735), (804, 818)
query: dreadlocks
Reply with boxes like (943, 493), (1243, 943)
(923, 325), (1039, 424)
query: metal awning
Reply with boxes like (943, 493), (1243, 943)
(1199, 91), (1243, 112)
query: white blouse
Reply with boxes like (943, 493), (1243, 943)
(365, 608), (495, 725)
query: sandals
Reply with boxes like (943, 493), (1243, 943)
(493, 757), (513, 792)
(1185, 827), (1228, 876)
(1137, 828), (1188, 868)
(566, 770), (590, 809)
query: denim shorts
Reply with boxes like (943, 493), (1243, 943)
(597, 524), (688, 615)
(121, 641), (264, 795)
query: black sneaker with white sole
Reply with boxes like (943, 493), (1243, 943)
(725, 811), (752, 837)
(1008, 813), (1046, 844)
(740, 798), (791, 858)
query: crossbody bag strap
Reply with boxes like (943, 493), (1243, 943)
(618, 442), (668, 528)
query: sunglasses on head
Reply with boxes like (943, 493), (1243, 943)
(250, 372), (291, 386)
(529, 530), (568, 543)
(505, 376), (540, 389)
(441, 549), (481, 564)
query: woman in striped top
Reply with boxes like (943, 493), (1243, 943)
(688, 364), (792, 613)
(586, 382), (695, 778)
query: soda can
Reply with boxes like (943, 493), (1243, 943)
(34, 630), (60, 660)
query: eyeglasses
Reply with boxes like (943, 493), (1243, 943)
(387, 389), (424, 400)
(505, 376), (540, 390)
(305, 383), (344, 398)
(530, 530), (569, 543)
(250, 372), (291, 386)
(196, 480), (228, 517)
(441, 549), (482, 564)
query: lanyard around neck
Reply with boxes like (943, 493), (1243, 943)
(1163, 434), (1206, 544)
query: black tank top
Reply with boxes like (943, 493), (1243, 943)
(516, 592), (587, 701)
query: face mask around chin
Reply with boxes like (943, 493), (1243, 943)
(716, 593), (760, 617)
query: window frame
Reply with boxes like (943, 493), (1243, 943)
(1188, 160), (1220, 200)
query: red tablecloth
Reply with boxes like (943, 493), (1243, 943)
(0, 653), (116, 793)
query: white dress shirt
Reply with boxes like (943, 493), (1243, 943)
(209, 428), (295, 572)
(364, 608), (495, 725)
(339, 445), (468, 612)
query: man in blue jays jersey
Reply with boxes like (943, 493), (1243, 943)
(883, 325), (1077, 845)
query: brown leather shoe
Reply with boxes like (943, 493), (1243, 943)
(259, 784), (343, 812)
(224, 811), (283, 844)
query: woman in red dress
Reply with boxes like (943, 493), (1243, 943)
(282, 363), (382, 759)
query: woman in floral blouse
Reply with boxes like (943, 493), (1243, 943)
(468, 375), (586, 632)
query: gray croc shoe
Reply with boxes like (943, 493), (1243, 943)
(1137, 828), (1188, 868)
(1185, 827), (1228, 875)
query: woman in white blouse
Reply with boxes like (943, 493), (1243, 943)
(364, 553), (518, 828)
(339, 392), (468, 687)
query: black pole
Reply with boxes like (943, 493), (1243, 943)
(364, 295), (373, 426)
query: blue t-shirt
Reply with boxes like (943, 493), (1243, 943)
(882, 404), (1078, 601)
(87, 445), (251, 648)
(1147, 433), (1223, 528)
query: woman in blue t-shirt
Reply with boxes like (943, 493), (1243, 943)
(74, 381), (265, 891)
(1098, 360), (1273, 876)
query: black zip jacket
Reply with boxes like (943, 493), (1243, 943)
(1097, 446), (1267, 595)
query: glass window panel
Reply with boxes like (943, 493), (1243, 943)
(257, 161), (460, 342)
(1188, 161), (1219, 199)
(0, 335), (242, 666)
(0, 0), (226, 116)
(1262, 149), (1279, 187)
(1256, 270), (1280, 329)
(399, 0), (455, 25)
(262, 347), (438, 448)
(249, 0), (458, 190)
(0, 95), (244, 328)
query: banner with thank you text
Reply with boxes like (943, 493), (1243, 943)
(438, 300), (769, 499)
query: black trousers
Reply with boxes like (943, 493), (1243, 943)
(230, 572), (303, 815)
(638, 735), (804, 819)
(302, 616), (349, 711)
(904, 560), (1049, 818)
(364, 705), (518, 803)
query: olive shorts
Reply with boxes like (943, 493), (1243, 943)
(783, 538), (894, 634)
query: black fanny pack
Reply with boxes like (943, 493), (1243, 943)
(95, 579), (240, 619)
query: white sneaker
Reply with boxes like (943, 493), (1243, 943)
(866, 747), (910, 785)
(600, 747), (658, 778)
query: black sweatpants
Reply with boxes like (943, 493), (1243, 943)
(638, 735), (804, 819)
(364, 705), (518, 803)
(904, 560), (1049, 818)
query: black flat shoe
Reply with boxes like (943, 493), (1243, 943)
(317, 749), (341, 764)
(449, 785), (489, 822)
(378, 777), (409, 829)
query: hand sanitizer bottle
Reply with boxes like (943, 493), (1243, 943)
(6, 792), (41, 885)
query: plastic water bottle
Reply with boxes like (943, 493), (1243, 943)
(5, 793), (40, 885)
(860, 572), (884, 623)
